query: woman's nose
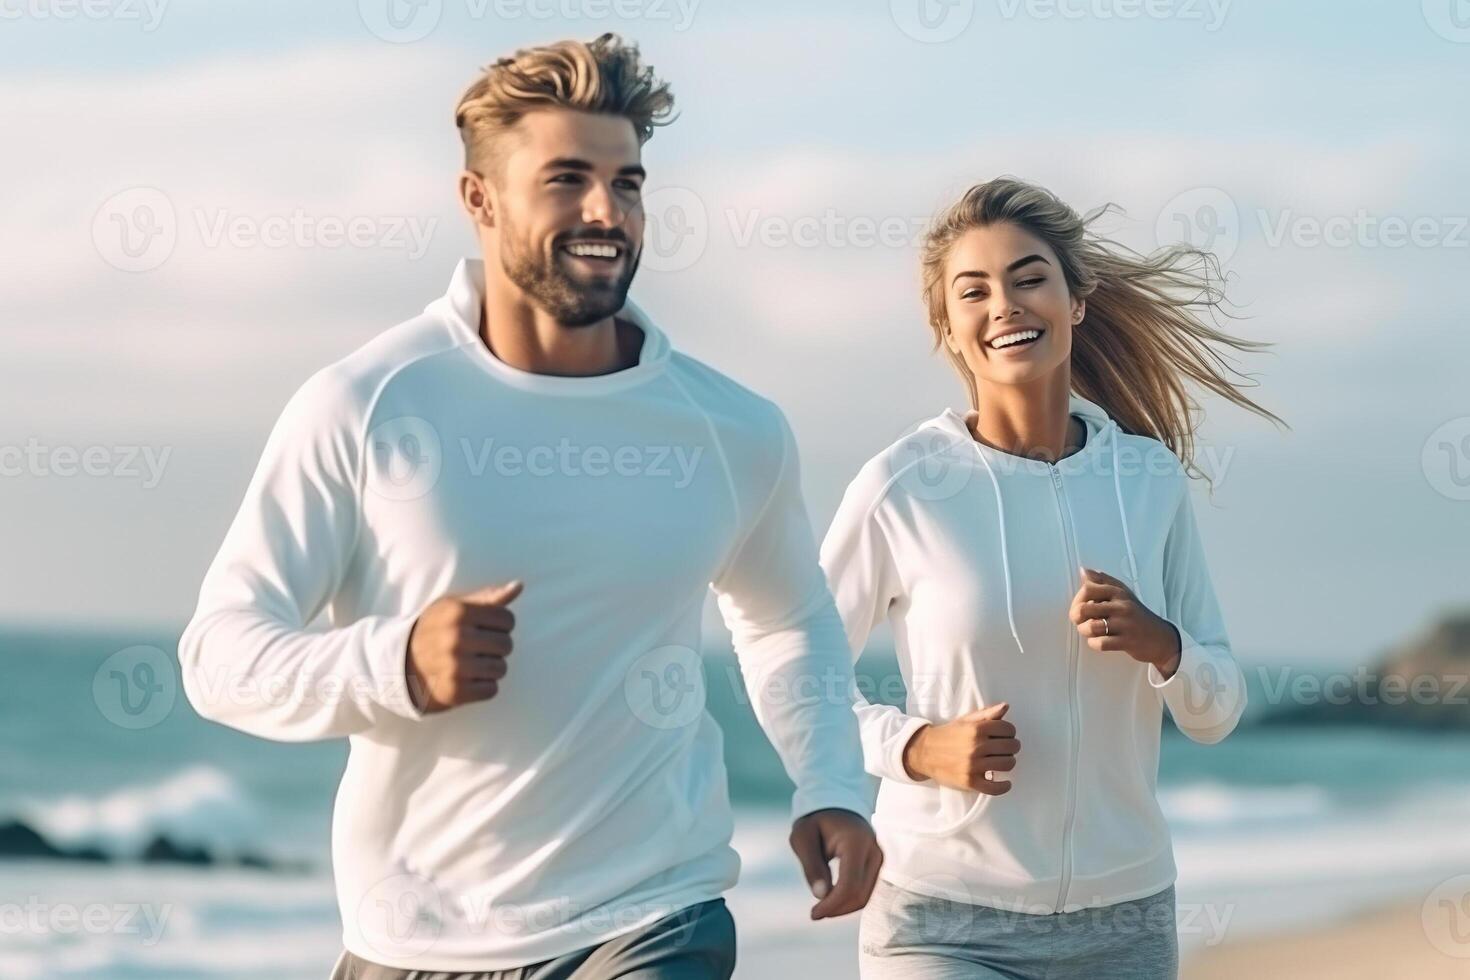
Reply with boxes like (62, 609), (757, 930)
(991, 286), (1022, 319)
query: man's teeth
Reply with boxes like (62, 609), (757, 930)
(564, 243), (621, 259)
(991, 329), (1041, 349)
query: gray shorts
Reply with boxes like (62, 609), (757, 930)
(859, 878), (1178, 980)
(331, 898), (736, 980)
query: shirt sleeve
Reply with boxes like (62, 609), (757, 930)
(710, 411), (876, 823)
(818, 469), (934, 787)
(176, 368), (426, 741)
(1147, 476), (1248, 744)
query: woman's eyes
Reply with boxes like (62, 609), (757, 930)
(960, 277), (1045, 299)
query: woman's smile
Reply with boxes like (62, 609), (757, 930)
(986, 326), (1046, 353)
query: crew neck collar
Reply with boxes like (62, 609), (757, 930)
(431, 256), (671, 397)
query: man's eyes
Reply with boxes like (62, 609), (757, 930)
(546, 174), (641, 193)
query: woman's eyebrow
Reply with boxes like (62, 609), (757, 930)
(951, 254), (1051, 286)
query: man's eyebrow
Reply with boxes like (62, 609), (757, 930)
(951, 254), (1050, 286)
(540, 157), (646, 178)
(542, 157), (594, 172)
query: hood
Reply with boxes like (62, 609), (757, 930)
(919, 391), (1113, 446)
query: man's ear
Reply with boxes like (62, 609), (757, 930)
(459, 169), (495, 228)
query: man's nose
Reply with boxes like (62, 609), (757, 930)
(581, 181), (625, 228)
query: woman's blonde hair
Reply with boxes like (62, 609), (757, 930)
(454, 33), (675, 178)
(920, 176), (1286, 486)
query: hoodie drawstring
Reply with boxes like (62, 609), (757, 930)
(910, 417), (1138, 837)
(1109, 419), (1141, 591)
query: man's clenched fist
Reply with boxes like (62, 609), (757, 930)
(405, 581), (522, 714)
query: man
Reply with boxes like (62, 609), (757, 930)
(178, 33), (881, 979)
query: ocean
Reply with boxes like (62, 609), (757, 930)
(4, 625), (1469, 978)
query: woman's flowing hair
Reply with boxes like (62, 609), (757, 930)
(919, 177), (1287, 489)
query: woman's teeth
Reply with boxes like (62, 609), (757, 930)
(990, 329), (1042, 350)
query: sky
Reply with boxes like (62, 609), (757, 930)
(2, 0), (1468, 669)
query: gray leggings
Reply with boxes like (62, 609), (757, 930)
(858, 878), (1178, 979)
(331, 898), (735, 980)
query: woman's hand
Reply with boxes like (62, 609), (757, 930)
(1069, 566), (1182, 678)
(901, 702), (1018, 794)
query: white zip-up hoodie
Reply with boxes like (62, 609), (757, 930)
(819, 394), (1246, 915)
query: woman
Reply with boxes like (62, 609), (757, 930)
(819, 177), (1285, 979)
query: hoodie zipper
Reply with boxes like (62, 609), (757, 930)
(1049, 463), (1080, 912)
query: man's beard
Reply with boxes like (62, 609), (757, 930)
(499, 219), (639, 327)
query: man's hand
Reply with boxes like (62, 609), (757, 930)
(1069, 567), (1181, 678)
(901, 702), (1018, 794)
(788, 808), (883, 920)
(406, 581), (522, 714)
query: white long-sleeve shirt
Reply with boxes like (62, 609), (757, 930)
(819, 394), (1246, 915)
(177, 257), (872, 972)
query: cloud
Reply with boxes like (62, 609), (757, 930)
(2, 18), (1466, 654)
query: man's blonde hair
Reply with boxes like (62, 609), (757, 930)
(454, 33), (675, 179)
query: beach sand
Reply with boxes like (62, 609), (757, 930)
(1182, 898), (1470, 979)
